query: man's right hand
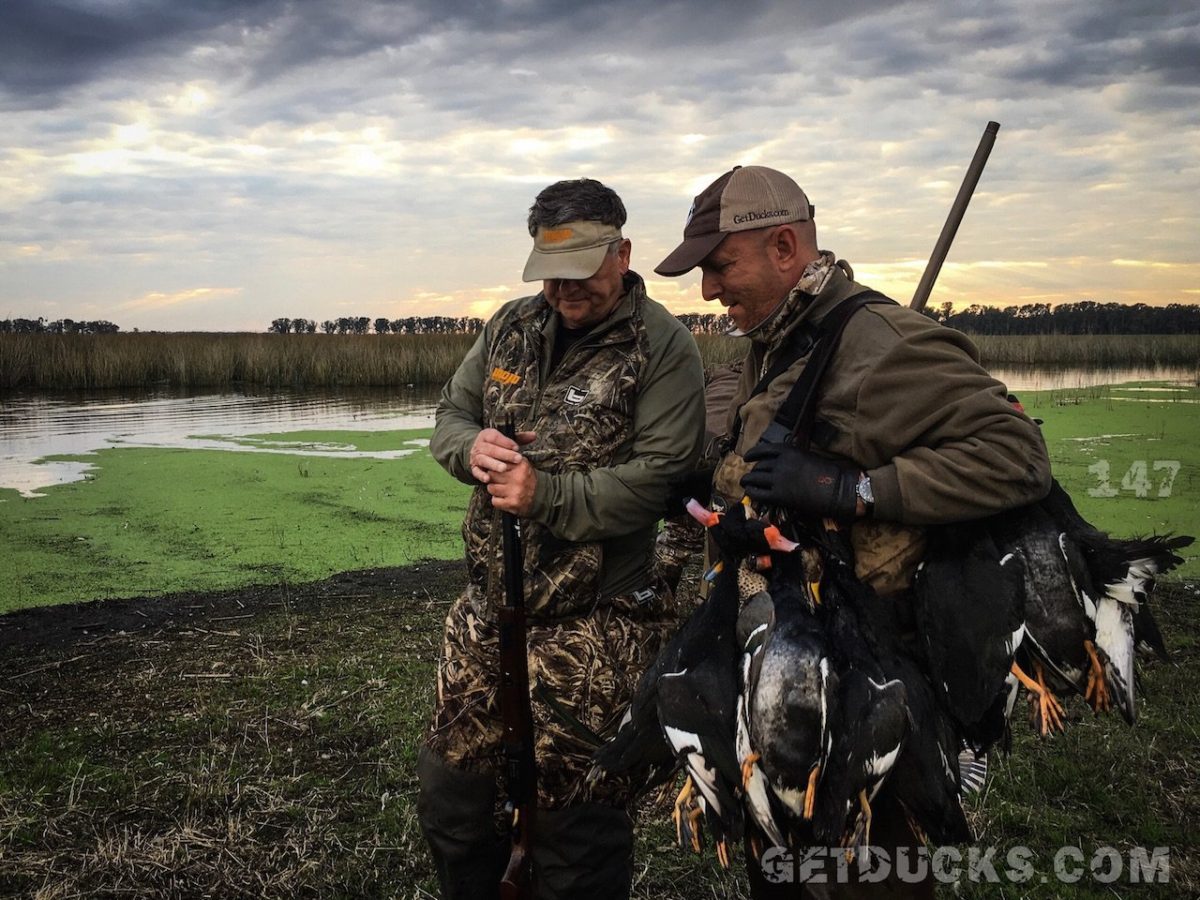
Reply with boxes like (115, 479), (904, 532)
(469, 428), (535, 484)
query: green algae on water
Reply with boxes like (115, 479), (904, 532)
(0, 428), (470, 613)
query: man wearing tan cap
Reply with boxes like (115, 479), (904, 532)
(657, 166), (1051, 897)
(418, 178), (705, 899)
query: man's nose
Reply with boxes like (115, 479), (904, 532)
(701, 270), (721, 302)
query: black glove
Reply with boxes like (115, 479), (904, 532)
(741, 442), (859, 521)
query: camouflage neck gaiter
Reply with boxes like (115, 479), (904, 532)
(746, 250), (839, 348)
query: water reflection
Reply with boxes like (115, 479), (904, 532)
(989, 365), (1195, 392)
(0, 386), (440, 498)
(1, 368), (1195, 498)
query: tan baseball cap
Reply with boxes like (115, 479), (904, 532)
(655, 166), (814, 276)
(522, 220), (622, 282)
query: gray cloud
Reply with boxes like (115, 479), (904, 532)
(0, 0), (285, 104)
(1, 0), (1197, 329)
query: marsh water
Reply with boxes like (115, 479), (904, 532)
(0, 366), (1194, 497)
(0, 386), (442, 497)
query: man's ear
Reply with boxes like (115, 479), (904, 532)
(768, 224), (800, 270)
(617, 238), (632, 273)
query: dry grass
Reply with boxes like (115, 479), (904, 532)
(3, 332), (1197, 391)
(0, 333), (476, 390)
(971, 333), (1200, 369)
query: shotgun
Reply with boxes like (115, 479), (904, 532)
(497, 415), (537, 899)
(911, 121), (1000, 313)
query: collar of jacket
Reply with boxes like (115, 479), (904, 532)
(757, 254), (862, 355)
(525, 270), (647, 349)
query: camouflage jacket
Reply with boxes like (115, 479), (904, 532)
(714, 253), (1051, 594)
(431, 272), (705, 618)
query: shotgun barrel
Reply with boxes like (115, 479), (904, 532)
(911, 121), (1000, 313)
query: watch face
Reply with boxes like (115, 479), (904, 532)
(857, 476), (874, 505)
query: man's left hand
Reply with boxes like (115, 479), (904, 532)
(741, 442), (859, 520)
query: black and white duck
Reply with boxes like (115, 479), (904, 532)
(1038, 479), (1192, 722)
(745, 545), (834, 840)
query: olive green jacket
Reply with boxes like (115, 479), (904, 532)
(714, 259), (1051, 592)
(432, 273), (705, 616)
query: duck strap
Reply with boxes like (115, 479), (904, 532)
(756, 291), (894, 451)
(497, 415), (537, 900)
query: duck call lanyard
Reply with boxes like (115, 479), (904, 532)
(730, 290), (894, 454)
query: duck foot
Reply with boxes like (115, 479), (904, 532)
(802, 765), (821, 820)
(672, 776), (705, 853)
(843, 789), (873, 864)
(1010, 661), (1065, 735)
(1084, 640), (1111, 713)
(748, 831), (764, 863)
(742, 752), (760, 791)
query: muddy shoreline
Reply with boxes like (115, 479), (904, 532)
(0, 559), (466, 660)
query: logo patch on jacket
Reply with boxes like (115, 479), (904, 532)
(491, 366), (521, 386)
(564, 386), (589, 404)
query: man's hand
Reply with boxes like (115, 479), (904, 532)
(470, 428), (537, 515)
(469, 428), (534, 483)
(662, 466), (716, 519)
(741, 442), (860, 521)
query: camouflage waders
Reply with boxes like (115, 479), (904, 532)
(427, 580), (684, 809)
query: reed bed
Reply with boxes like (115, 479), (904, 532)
(0, 332), (477, 390)
(698, 333), (1199, 372)
(1, 332), (1197, 390)
(971, 333), (1200, 368)
(693, 334), (746, 369)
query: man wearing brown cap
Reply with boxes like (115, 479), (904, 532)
(657, 166), (1051, 897)
(418, 177), (705, 899)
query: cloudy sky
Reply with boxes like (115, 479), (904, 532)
(1, 0), (1197, 332)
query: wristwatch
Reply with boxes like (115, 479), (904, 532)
(855, 472), (875, 514)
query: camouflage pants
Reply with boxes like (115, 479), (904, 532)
(653, 515), (705, 596)
(426, 581), (683, 810)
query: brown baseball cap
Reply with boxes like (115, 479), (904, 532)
(522, 220), (622, 282)
(655, 166), (814, 276)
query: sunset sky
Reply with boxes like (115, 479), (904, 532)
(2, 0), (1197, 332)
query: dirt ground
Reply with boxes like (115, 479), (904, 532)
(0, 561), (462, 659)
(2, 568), (1196, 899)
(0, 562), (470, 898)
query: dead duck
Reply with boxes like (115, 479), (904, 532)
(734, 589), (786, 850)
(1038, 479), (1192, 722)
(988, 501), (1092, 734)
(866, 583), (974, 845)
(745, 545), (834, 840)
(912, 518), (1027, 750)
(655, 553), (745, 868)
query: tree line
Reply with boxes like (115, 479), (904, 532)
(268, 316), (485, 334)
(7, 301), (1198, 338)
(676, 302), (1200, 335)
(925, 301), (1200, 335)
(1, 318), (120, 334)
